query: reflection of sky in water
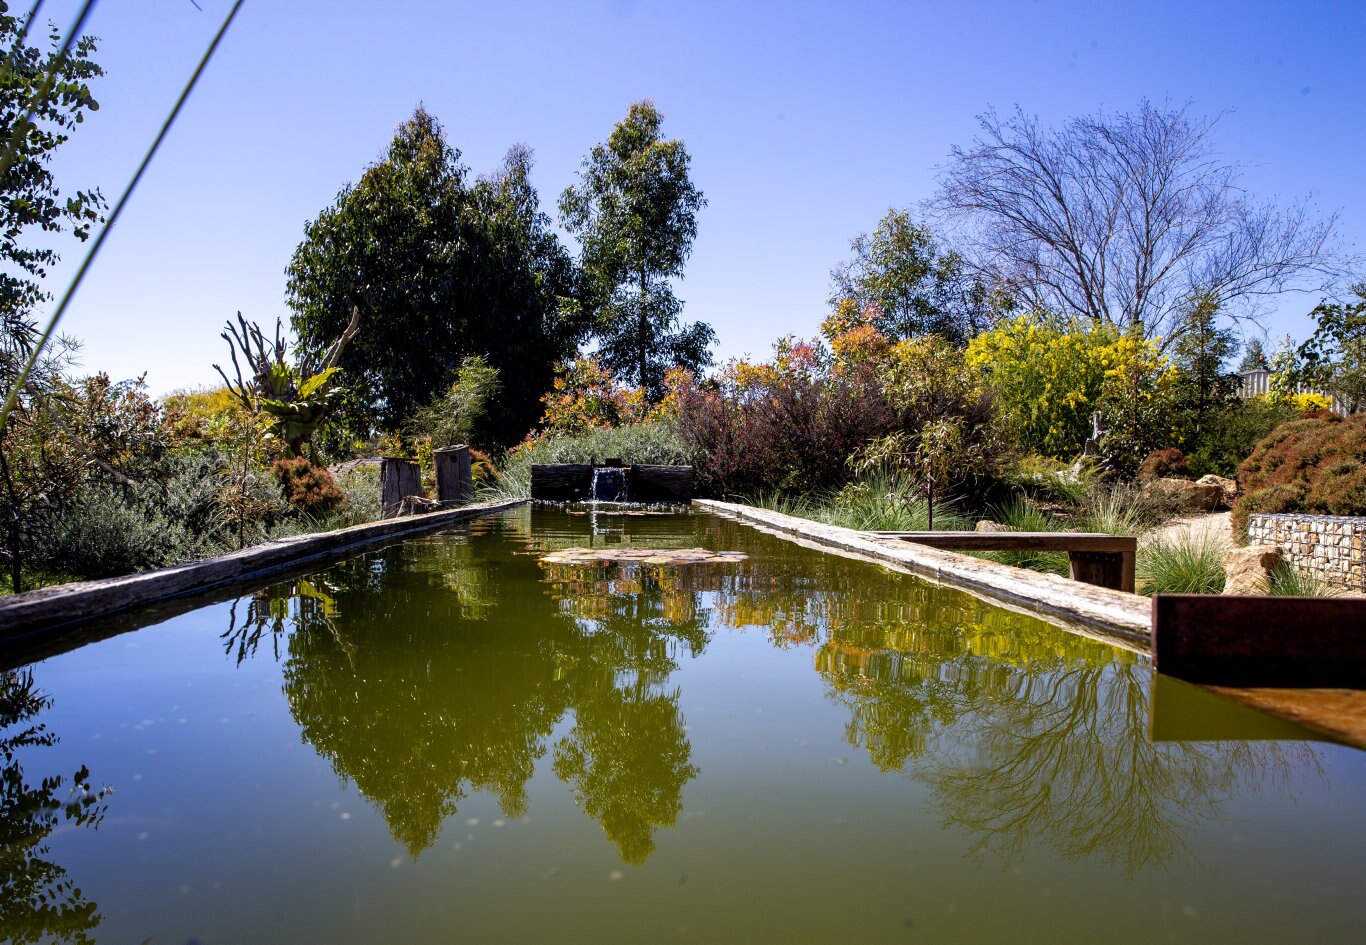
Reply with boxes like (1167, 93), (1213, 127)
(5, 505), (1365, 945)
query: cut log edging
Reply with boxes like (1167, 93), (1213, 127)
(0, 498), (527, 643)
(694, 499), (1150, 652)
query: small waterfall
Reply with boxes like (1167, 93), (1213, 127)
(590, 466), (627, 502)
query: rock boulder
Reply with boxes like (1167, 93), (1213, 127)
(1222, 544), (1284, 595)
(1195, 474), (1238, 509)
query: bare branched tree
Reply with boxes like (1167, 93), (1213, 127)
(931, 101), (1343, 343)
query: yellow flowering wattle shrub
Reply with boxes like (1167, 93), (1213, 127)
(966, 316), (1179, 470)
(966, 317), (1114, 458)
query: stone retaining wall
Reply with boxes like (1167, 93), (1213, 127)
(1246, 513), (1366, 592)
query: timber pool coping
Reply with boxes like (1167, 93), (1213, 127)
(0, 498), (527, 647)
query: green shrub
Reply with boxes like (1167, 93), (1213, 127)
(38, 486), (203, 579)
(272, 457), (345, 516)
(1136, 530), (1227, 595)
(1232, 412), (1366, 539)
(1183, 397), (1301, 478)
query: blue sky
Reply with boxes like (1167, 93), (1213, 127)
(32, 0), (1366, 394)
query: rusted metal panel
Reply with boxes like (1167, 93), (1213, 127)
(1151, 594), (1366, 687)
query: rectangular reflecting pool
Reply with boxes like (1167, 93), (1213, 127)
(4, 505), (1364, 944)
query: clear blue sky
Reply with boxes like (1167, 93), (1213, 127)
(33, 0), (1366, 394)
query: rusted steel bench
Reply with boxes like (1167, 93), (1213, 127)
(868, 531), (1137, 593)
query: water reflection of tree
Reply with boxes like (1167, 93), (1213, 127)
(237, 529), (710, 863)
(0, 670), (109, 945)
(230, 511), (1323, 875)
(777, 567), (1319, 874)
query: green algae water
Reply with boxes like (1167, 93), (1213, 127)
(3, 505), (1363, 944)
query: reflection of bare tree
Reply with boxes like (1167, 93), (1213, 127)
(1, 670), (109, 945)
(922, 662), (1319, 874)
(794, 575), (1323, 874)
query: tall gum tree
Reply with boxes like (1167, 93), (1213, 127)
(286, 109), (585, 443)
(560, 100), (713, 401)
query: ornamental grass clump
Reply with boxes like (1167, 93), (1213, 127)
(1266, 562), (1340, 597)
(1136, 530), (1228, 596)
(1232, 412), (1366, 539)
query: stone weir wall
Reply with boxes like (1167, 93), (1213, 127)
(1247, 513), (1366, 592)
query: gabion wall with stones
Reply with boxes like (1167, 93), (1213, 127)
(1247, 513), (1366, 592)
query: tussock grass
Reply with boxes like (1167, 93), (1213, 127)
(750, 473), (969, 533)
(1136, 530), (1228, 595)
(1266, 563), (1340, 597)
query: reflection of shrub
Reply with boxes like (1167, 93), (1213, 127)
(272, 457), (345, 516)
(1232, 413), (1366, 539)
(1138, 448), (1189, 482)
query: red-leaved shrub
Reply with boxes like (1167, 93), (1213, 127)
(1232, 412), (1366, 538)
(1138, 447), (1190, 482)
(672, 357), (895, 497)
(272, 457), (345, 516)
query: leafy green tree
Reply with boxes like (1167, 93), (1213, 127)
(1169, 293), (1239, 442)
(828, 209), (1006, 344)
(0, 10), (104, 337)
(560, 100), (713, 400)
(287, 110), (584, 442)
(1295, 286), (1366, 414)
(1237, 338), (1270, 373)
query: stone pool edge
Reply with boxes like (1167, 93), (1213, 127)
(695, 499), (1152, 654)
(0, 498), (528, 642)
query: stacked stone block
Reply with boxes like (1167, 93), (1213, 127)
(1246, 513), (1366, 592)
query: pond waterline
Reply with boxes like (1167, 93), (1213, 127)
(2, 504), (1362, 944)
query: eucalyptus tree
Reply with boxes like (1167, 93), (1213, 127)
(560, 100), (713, 400)
(287, 110), (585, 443)
(830, 209), (1006, 343)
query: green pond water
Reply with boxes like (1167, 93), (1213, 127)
(3, 505), (1364, 944)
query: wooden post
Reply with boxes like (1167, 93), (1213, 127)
(380, 457), (422, 518)
(434, 444), (473, 504)
(1068, 551), (1134, 593)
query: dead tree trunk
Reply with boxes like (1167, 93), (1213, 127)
(380, 457), (422, 518)
(434, 445), (473, 505)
